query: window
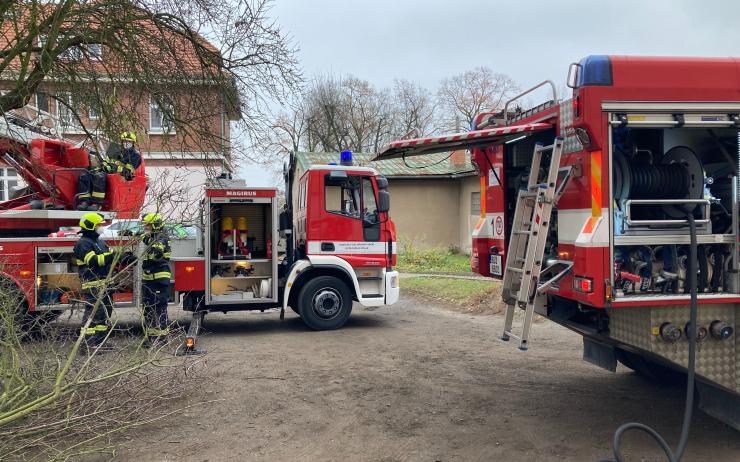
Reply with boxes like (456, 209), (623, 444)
(84, 44), (102, 60)
(57, 93), (82, 132)
(471, 191), (481, 214)
(362, 177), (377, 216)
(36, 92), (50, 113)
(325, 174), (360, 218)
(149, 96), (175, 133)
(299, 178), (307, 209)
(58, 43), (102, 61)
(0, 168), (18, 201)
(88, 100), (100, 120)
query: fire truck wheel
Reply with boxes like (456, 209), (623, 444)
(297, 276), (352, 330)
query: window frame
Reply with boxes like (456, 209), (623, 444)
(149, 95), (176, 134)
(471, 191), (481, 215)
(35, 92), (51, 114)
(361, 176), (378, 217)
(57, 92), (84, 134)
(0, 168), (18, 202)
(88, 100), (101, 120)
(324, 173), (361, 219)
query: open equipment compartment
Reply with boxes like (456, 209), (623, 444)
(35, 241), (138, 310)
(204, 184), (278, 305)
(608, 111), (740, 300)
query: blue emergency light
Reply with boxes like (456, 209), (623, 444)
(340, 150), (353, 166)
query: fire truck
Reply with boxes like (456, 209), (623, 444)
(0, 115), (399, 341)
(0, 115), (147, 325)
(374, 55), (740, 430)
(174, 153), (400, 348)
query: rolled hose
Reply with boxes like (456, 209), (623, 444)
(599, 213), (698, 462)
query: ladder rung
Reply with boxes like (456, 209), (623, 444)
(507, 267), (524, 274)
(537, 143), (555, 152)
(503, 330), (522, 341)
(519, 191), (537, 198)
(513, 230), (530, 235)
(516, 257), (526, 264)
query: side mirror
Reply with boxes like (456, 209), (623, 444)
(377, 190), (390, 213)
(566, 62), (582, 89)
(279, 210), (291, 230)
(376, 176), (389, 189)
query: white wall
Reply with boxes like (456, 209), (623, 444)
(144, 163), (209, 224)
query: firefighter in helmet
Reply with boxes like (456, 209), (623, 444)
(106, 132), (142, 181)
(76, 132), (142, 210)
(73, 212), (116, 349)
(141, 212), (172, 346)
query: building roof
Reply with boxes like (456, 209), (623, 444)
(294, 151), (475, 179)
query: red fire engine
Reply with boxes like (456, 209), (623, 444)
(175, 154), (399, 346)
(375, 55), (740, 430)
(0, 116), (146, 320)
(0, 115), (399, 341)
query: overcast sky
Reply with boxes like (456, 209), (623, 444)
(240, 0), (740, 185)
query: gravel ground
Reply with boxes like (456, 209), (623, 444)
(108, 296), (740, 462)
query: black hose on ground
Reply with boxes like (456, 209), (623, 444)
(599, 213), (698, 462)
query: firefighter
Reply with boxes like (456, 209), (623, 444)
(108, 132), (142, 181)
(76, 151), (108, 211)
(74, 212), (116, 349)
(141, 212), (172, 346)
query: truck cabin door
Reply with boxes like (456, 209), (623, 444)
(323, 172), (381, 241)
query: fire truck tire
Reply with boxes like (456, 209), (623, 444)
(297, 276), (352, 330)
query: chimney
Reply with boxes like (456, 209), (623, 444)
(449, 150), (467, 169)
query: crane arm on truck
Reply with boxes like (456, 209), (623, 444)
(0, 113), (146, 221)
(373, 122), (552, 161)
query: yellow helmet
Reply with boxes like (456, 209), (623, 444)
(120, 131), (137, 143)
(221, 216), (233, 232)
(142, 212), (164, 230)
(237, 216), (247, 231)
(80, 212), (105, 231)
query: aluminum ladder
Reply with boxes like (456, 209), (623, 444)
(500, 137), (573, 350)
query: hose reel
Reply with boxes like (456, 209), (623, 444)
(614, 146), (705, 219)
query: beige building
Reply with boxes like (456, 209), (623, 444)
(293, 151), (479, 253)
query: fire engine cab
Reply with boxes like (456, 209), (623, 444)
(375, 55), (740, 429)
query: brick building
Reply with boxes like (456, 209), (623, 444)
(0, 13), (238, 219)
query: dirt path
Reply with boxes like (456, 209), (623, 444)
(113, 297), (740, 462)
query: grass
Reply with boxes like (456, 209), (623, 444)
(402, 276), (504, 315)
(396, 248), (471, 274)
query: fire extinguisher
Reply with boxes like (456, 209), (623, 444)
(267, 239), (272, 259)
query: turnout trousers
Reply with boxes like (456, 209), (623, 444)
(142, 280), (170, 341)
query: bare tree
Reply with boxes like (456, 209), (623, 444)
(264, 74), (395, 155)
(0, 0), (300, 166)
(437, 66), (519, 131)
(390, 78), (437, 139)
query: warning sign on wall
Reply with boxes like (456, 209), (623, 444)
(490, 213), (505, 238)
(488, 168), (500, 187)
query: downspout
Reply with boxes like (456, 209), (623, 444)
(220, 89), (226, 174)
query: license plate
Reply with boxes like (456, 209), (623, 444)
(490, 255), (503, 277)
